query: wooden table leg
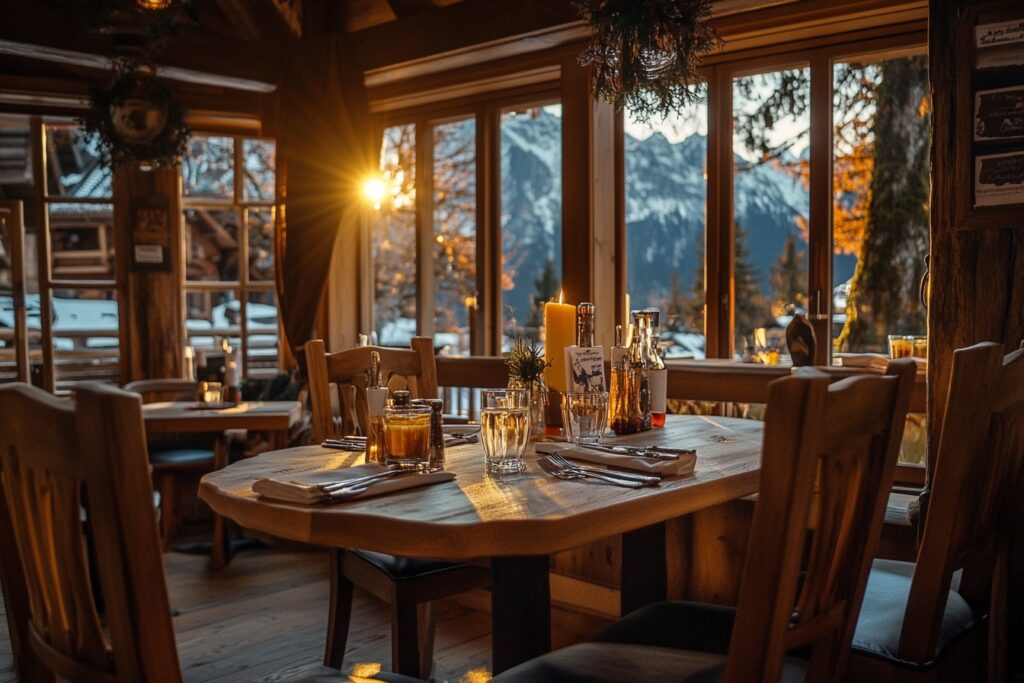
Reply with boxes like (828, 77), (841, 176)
(490, 555), (551, 674)
(621, 521), (667, 617)
(209, 436), (232, 570)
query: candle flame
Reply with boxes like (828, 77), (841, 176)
(558, 289), (564, 304)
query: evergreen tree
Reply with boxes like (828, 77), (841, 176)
(687, 235), (706, 333)
(525, 256), (559, 337)
(770, 231), (806, 314)
(734, 222), (766, 349)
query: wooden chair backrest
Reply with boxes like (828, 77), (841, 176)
(898, 342), (1024, 662)
(305, 337), (438, 441)
(725, 359), (916, 682)
(0, 383), (181, 683)
(124, 378), (199, 404)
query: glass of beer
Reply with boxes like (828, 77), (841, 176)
(480, 388), (530, 474)
(888, 335), (913, 359)
(383, 405), (432, 472)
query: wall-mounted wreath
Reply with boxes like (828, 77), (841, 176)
(576, 0), (720, 122)
(79, 59), (190, 169)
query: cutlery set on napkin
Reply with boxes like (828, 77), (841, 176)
(322, 431), (479, 452)
(535, 441), (697, 488)
(252, 464), (455, 504)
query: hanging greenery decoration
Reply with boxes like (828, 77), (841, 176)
(79, 58), (190, 169)
(576, 0), (720, 122)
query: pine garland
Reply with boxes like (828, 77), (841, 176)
(576, 0), (720, 122)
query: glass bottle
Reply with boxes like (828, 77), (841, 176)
(609, 324), (645, 435)
(642, 308), (667, 427)
(365, 351), (388, 464)
(628, 310), (654, 432)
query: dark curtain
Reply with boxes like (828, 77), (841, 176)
(277, 34), (377, 358)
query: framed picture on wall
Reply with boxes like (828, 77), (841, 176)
(974, 86), (1024, 141)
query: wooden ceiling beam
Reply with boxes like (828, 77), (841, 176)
(0, 3), (283, 89)
(350, 0), (581, 71)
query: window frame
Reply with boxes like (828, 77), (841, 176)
(691, 30), (928, 361)
(180, 133), (282, 379)
(370, 82), (562, 356)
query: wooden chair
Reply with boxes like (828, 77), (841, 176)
(304, 338), (490, 678)
(124, 379), (218, 548)
(492, 360), (916, 682)
(846, 342), (1024, 682)
(0, 382), (182, 682)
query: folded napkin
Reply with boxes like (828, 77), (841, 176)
(252, 464), (455, 505)
(535, 442), (696, 477)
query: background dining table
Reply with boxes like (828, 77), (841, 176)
(143, 400), (303, 568)
(198, 414), (764, 672)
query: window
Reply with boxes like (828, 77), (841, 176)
(372, 124), (417, 346)
(43, 124), (119, 389)
(731, 68), (811, 356)
(432, 117), (476, 356)
(182, 134), (279, 378)
(624, 99), (708, 359)
(500, 103), (562, 347)
(832, 54), (930, 354)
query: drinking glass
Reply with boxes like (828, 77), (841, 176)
(563, 391), (609, 444)
(480, 388), (530, 474)
(200, 381), (222, 404)
(888, 335), (913, 359)
(383, 405), (432, 472)
(911, 336), (928, 358)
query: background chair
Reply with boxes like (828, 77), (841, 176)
(847, 342), (1024, 681)
(124, 379), (218, 548)
(492, 360), (916, 682)
(0, 383), (182, 682)
(305, 337), (490, 678)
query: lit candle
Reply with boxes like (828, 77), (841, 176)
(624, 292), (631, 332)
(543, 290), (575, 393)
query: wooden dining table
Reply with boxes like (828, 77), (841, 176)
(198, 414), (764, 673)
(143, 400), (303, 568)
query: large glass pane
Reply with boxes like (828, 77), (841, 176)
(245, 290), (279, 376)
(732, 69), (811, 357)
(247, 208), (275, 281)
(832, 54), (930, 355)
(47, 203), (115, 281)
(185, 289), (241, 354)
(501, 103), (562, 347)
(243, 139), (275, 201)
(44, 125), (111, 199)
(372, 124), (417, 346)
(183, 135), (234, 199)
(185, 208), (240, 282)
(51, 288), (119, 388)
(432, 118), (476, 356)
(625, 97), (708, 359)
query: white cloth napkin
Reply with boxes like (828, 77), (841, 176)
(252, 464), (455, 505)
(535, 442), (696, 477)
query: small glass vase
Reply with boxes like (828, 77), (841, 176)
(508, 377), (547, 440)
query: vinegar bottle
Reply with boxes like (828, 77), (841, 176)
(643, 308), (667, 427)
(365, 351), (388, 464)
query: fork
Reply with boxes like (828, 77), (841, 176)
(316, 467), (406, 493)
(538, 456), (646, 489)
(545, 451), (660, 485)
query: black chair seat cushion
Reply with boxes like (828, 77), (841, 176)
(490, 642), (808, 682)
(351, 549), (464, 581)
(852, 559), (981, 669)
(594, 601), (737, 654)
(149, 447), (216, 466)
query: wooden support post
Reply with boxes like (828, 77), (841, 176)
(490, 555), (551, 673)
(621, 521), (667, 616)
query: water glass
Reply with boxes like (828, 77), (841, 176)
(563, 391), (609, 444)
(480, 388), (530, 474)
(383, 405), (432, 472)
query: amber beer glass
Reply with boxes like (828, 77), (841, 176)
(383, 405), (432, 471)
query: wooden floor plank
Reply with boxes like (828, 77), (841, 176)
(0, 547), (494, 682)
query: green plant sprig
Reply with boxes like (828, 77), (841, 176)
(505, 337), (552, 384)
